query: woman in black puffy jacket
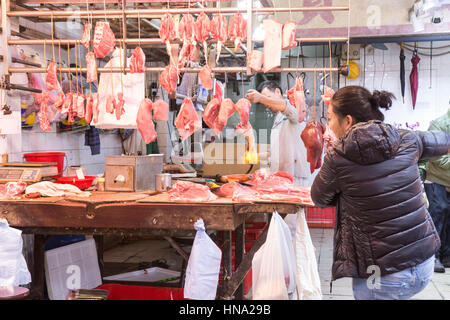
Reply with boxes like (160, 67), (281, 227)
(311, 85), (450, 300)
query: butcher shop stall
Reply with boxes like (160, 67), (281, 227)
(0, 0), (449, 302)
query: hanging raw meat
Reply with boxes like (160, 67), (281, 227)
(76, 94), (85, 118)
(92, 93), (100, 123)
(179, 14), (196, 43)
(159, 14), (177, 64)
(203, 98), (222, 136)
(287, 77), (306, 122)
(168, 181), (217, 202)
(136, 98), (157, 144)
(263, 19), (282, 73)
(175, 98), (202, 141)
(71, 93), (79, 116)
(86, 52), (97, 83)
(216, 98), (235, 132)
(178, 14), (196, 67)
(228, 13), (246, 51)
(321, 86), (335, 107)
(106, 95), (116, 114)
(130, 46), (146, 73)
(301, 122), (325, 173)
(282, 21), (298, 50)
(234, 98), (251, 127)
(247, 50), (264, 72)
(178, 41), (198, 68)
(152, 99), (169, 121)
(199, 65), (212, 90)
(38, 90), (51, 132)
(53, 91), (64, 112)
(323, 126), (337, 154)
(159, 64), (178, 94)
(85, 95), (93, 123)
(93, 21), (116, 58)
(194, 12), (211, 63)
(46, 61), (58, 91)
(61, 92), (72, 114)
(115, 92), (125, 120)
(210, 14), (228, 63)
(81, 23), (92, 49)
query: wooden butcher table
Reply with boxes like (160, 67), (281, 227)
(0, 191), (306, 300)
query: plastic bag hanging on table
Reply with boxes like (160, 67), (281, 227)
(0, 219), (32, 286)
(183, 219), (222, 300)
(294, 209), (322, 300)
(252, 211), (297, 300)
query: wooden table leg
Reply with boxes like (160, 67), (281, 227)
(29, 234), (47, 300)
(217, 218), (271, 300)
(234, 220), (245, 300)
(217, 230), (232, 299)
(93, 235), (104, 277)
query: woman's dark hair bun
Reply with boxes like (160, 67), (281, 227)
(371, 90), (395, 110)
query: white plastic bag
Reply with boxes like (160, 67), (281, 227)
(294, 209), (322, 300)
(0, 219), (32, 286)
(252, 211), (297, 300)
(184, 219), (222, 300)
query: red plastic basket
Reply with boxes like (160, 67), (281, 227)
(305, 206), (336, 228)
(96, 284), (188, 300)
(55, 176), (96, 190)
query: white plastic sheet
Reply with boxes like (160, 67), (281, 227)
(252, 211), (297, 300)
(0, 219), (31, 286)
(183, 219), (222, 300)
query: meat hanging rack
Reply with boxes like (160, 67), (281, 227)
(2, 0), (351, 76)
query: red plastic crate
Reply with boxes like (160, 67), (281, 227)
(305, 206), (336, 228)
(96, 284), (188, 300)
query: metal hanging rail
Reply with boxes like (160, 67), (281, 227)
(8, 37), (349, 46)
(8, 66), (348, 74)
(7, 6), (350, 18)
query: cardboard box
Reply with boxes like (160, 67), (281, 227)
(202, 143), (269, 177)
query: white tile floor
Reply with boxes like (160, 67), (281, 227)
(103, 228), (450, 300)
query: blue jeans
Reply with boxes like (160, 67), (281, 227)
(352, 256), (435, 300)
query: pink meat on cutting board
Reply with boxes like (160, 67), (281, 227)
(168, 181), (217, 202)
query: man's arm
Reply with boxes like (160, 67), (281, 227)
(246, 89), (287, 113)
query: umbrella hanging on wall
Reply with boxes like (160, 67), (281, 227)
(399, 43), (405, 104)
(409, 43), (421, 110)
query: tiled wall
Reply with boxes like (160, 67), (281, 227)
(6, 125), (123, 176)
